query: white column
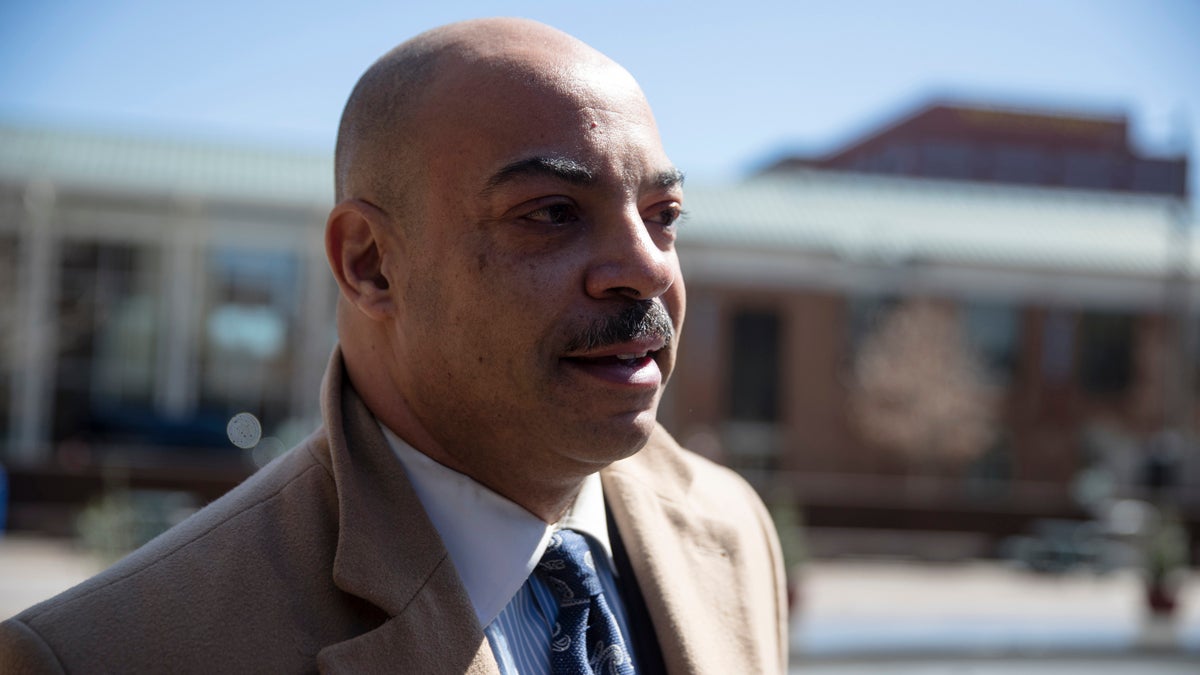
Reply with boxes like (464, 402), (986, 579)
(9, 182), (59, 465)
(155, 201), (201, 419)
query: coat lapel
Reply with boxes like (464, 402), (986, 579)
(314, 349), (499, 674)
(309, 350), (762, 672)
(602, 426), (751, 674)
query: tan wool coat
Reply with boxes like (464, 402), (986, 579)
(0, 349), (788, 674)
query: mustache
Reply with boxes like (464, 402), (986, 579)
(564, 301), (675, 354)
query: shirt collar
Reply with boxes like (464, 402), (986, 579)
(379, 424), (613, 627)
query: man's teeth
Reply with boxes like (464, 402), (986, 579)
(616, 352), (647, 360)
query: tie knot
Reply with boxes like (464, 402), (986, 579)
(536, 529), (603, 606)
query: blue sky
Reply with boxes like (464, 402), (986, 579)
(1, 1), (1197, 195)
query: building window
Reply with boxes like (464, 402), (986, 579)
(921, 141), (973, 179)
(199, 248), (299, 428)
(1078, 311), (1134, 395)
(876, 142), (919, 174)
(0, 236), (15, 444)
(847, 295), (900, 357)
(53, 241), (161, 443)
(1131, 159), (1183, 195)
(962, 303), (1020, 385)
(992, 145), (1047, 184)
(1063, 152), (1116, 190)
(1040, 310), (1074, 384)
(1192, 318), (1200, 395)
(727, 309), (781, 422)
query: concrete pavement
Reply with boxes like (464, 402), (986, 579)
(790, 654), (1200, 674)
(0, 535), (104, 620)
(3, 534), (1198, 672)
(791, 559), (1200, 656)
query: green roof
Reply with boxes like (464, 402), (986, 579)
(0, 125), (332, 206)
(1, 126), (1193, 277)
(683, 171), (1191, 276)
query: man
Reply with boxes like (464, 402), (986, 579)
(0, 18), (786, 673)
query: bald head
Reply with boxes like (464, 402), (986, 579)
(334, 18), (638, 208)
(326, 18), (683, 520)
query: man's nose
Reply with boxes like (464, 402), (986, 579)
(584, 208), (677, 301)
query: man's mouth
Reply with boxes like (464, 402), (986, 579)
(559, 301), (674, 389)
(570, 350), (654, 367)
(561, 344), (664, 388)
(614, 353), (652, 367)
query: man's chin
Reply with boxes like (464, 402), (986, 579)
(568, 409), (658, 467)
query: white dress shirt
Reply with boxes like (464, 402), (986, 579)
(380, 425), (634, 673)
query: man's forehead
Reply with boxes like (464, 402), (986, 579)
(410, 57), (670, 182)
(422, 51), (642, 117)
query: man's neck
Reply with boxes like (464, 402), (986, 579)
(382, 420), (586, 523)
(343, 338), (596, 522)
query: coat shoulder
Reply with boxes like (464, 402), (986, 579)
(0, 430), (378, 672)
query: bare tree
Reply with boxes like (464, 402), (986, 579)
(850, 298), (999, 469)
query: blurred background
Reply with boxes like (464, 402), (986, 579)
(1, 1), (1198, 671)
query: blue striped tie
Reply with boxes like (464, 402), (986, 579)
(536, 530), (635, 675)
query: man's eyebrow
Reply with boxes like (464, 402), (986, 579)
(483, 156), (594, 194)
(653, 168), (685, 190)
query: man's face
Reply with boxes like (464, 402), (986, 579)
(379, 53), (685, 477)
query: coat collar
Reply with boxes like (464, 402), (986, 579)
(602, 426), (748, 674)
(314, 348), (499, 673)
(310, 347), (749, 673)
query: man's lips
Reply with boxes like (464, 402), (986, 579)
(561, 338), (666, 387)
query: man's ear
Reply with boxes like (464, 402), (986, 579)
(325, 199), (399, 321)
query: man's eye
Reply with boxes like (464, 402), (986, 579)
(524, 203), (578, 226)
(648, 204), (683, 228)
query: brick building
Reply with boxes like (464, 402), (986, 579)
(761, 100), (1187, 197)
(665, 102), (1195, 553)
(1, 106), (1196, 554)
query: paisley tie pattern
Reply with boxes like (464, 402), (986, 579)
(536, 529), (636, 675)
